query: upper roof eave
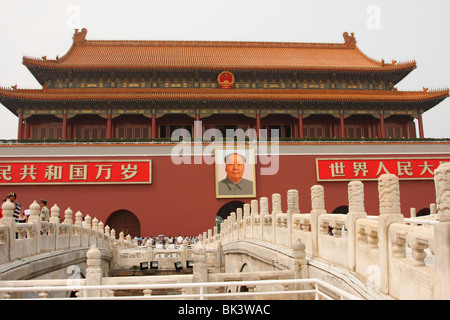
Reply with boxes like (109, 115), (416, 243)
(0, 87), (447, 103)
(21, 29), (417, 75)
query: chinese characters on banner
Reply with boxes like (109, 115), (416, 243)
(316, 158), (450, 181)
(0, 160), (152, 185)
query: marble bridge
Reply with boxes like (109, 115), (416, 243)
(0, 165), (449, 300)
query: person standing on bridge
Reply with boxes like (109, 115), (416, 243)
(7, 192), (23, 222)
(40, 199), (50, 222)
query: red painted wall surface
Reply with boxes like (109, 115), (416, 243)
(0, 153), (441, 237)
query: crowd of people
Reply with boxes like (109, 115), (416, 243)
(140, 235), (198, 248)
(0, 192), (50, 223)
(0, 192), (199, 248)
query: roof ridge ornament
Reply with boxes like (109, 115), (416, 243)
(73, 28), (87, 45)
(343, 32), (357, 48)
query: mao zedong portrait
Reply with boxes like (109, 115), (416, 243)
(217, 152), (255, 197)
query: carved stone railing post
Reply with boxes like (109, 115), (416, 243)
(28, 201), (41, 254)
(243, 203), (250, 240)
(236, 208), (243, 240)
(92, 217), (99, 247)
(433, 162), (450, 299)
(98, 221), (104, 248)
(346, 181), (367, 271)
(63, 207), (73, 248)
(1, 199), (16, 261)
(85, 245), (103, 298)
(292, 238), (309, 298)
(251, 199), (258, 239)
(192, 237), (208, 297)
(287, 189), (300, 248)
(75, 211), (83, 227)
(64, 207), (73, 226)
(260, 197), (268, 241)
(377, 174), (404, 294)
(272, 193), (282, 244)
(49, 204), (60, 250)
(310, 185), (326, 257)
(49, 204), (60, 224)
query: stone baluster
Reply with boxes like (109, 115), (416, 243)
(213, 225), (218, 241)
(251, 199), (258, 239)
(407, 232), (428, 266)
(92, 217), (98, 247)
(49, 204), (60, 249)
(98, 221), (105, 248)
(390, 227), (408, 259)
(310, 185), (326, 257)
(64, 207), (73, 225)
(346, 181), (367, 270)
(74, 211), (83, 227)
(126, 234), (132, 248)
(28, 201), (41, 254)
(92, 217), (98, 232)
(260, 197), (268, 241)
(84, 215), (91, 229)
(243, 203), (250, 240)
(433, 162), (450, 299)
(366, 227), (379, 248)
(236, 208), (243, 240)
(62, 207), (73, 248)
(208, 228), (213, 243)
(229, 212), (236, 241)
(181, 238), (188, 266)
(85, 245), (103, 298)
(143, 289), (152, 297)
(377, 174), (404, 294)
(292, 238), (308, 298)
(84, 214), (92, 247)
(287, 189), (300, 248)
(49, 204), (60, 224)
(410, 207), (416, 219)
(192, 238), (208, 297)
(430, 203), (436, 215)
(272, 193), (281, 244)
(118, 231), (124, 250)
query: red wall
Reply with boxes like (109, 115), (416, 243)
(0, 153), (439, 237)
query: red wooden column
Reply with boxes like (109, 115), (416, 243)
(151, 111), (157, 138)
(24, 121), (30, 140)
(339, 113), (345, 138)
(417, 113), (424, 138)
(106, 113), (112, 139)
(62, 112), (68, 139)
(17, 112), (23, 140)
(256, 110), (261, 138)
(194, 110), (202, 139)
(379, 114), (386, 138)
(298, 111), (304, 138)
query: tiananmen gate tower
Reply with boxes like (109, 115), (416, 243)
(0, 29), (448, 237)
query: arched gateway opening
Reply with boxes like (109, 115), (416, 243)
(105, 210), (141, 238)
(215, 201), (245, 233)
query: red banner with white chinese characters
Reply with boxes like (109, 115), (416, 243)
(316, 158), (450, 181)
(0, 160), (152, 185)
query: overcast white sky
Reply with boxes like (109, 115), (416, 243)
(0, 0), (449, 139)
